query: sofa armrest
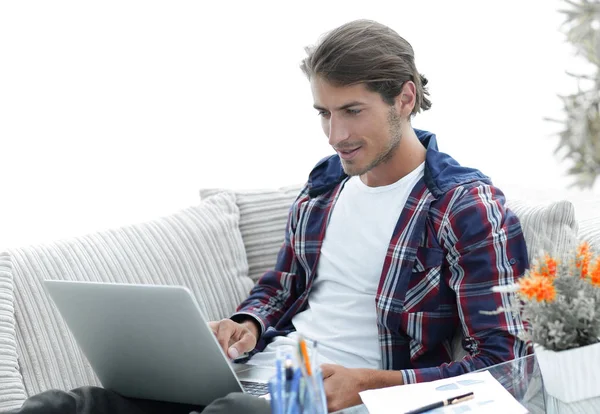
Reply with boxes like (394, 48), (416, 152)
(0, 252), (28, 409)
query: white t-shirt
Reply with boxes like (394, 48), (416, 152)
(247, 163), (425, 369)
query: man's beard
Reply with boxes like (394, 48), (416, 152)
(343, 108), (403, 177)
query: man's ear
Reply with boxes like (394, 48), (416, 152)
(394, 81), (417, 118)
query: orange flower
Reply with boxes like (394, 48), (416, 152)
(539, 254), (558, 278)
(576, 242), (592, 278)
(589, 258), (600, 287)
(519, 273), (557, 302)
(577, 242), (590, 256)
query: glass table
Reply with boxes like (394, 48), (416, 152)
(335, 354), (545, 414)
(473, 354), (545, 413)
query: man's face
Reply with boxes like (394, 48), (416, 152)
(311, 77), (403, 177)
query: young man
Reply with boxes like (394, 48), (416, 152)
(211, 18), (529, 412)
(11, 19), (529, 414)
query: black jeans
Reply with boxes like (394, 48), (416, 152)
(8, 387), (270, 414)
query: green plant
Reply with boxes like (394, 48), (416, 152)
(547, 0), (600, 188)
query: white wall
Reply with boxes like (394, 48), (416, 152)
(0, 0), (597, 249)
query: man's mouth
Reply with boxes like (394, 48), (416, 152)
(337, 147), (361, 160)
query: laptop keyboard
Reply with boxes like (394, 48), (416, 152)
(240, 381), (270, 396)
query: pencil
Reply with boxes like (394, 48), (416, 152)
(299, 337), (312, 376)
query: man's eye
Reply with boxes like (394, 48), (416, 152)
(317, 111), (330, 117)
(346, 109), (361, 115)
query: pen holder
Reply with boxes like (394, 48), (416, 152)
(268, 368), (327, 414)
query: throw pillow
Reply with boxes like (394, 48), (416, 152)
(506, 199), (578, 263)
(200, 185), (304, 282)
(579, 216), (600, 250)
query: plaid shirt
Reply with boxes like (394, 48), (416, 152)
(234, 129), (529, 384)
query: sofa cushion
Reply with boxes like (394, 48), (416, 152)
(579, 216), (600, 250)
(0, 256), (27, 411)
(5, 192), (253, 397)
(200, 185), (303, 282)
(506, 199), (578, 262)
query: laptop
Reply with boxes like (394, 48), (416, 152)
(43, 280), (275, 406)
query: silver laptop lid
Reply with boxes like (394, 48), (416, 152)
(43, 280), (244, 406)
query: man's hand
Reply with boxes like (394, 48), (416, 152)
(321, 364), (404, 412)
(208, 318), (259, 360)
(321, 364), (367, 412)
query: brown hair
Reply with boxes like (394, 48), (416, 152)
(300, 19), (431, 115)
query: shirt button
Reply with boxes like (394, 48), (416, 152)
(509, 258), (517, 265)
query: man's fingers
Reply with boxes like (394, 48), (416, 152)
(208, 321), (219, 336)
(214, 320), (236, 355)
(320, 363), (336, 379)
(229, 332), (257, 359)
(210, 319), (258, 359)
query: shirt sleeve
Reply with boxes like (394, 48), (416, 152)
(401, 184), (530, 384)
(231, 186), (309, 338)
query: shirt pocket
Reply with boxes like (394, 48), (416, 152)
(404, 246), (444, 312)
(402, 309), (458, 362)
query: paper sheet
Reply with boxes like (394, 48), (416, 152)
(359, 371), (528, 414)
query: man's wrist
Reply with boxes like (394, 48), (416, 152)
(358, 368), (404, 391)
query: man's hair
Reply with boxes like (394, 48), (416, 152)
(300, 19), (431, 115)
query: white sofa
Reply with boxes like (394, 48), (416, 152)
(0, 184), (598, 412)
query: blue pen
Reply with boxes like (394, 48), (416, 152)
(284, 355), (294, 392)
(275, 349), (284, 414)
(286, 368), (302, 414)
(268, 378), (283, 414)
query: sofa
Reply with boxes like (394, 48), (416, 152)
(0, 183), (598, 412)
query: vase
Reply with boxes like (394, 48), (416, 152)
(534, 342), (600, 413)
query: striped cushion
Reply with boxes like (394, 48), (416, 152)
(0, 256), (27, 411)
(6, 192), (253, 397)
(579, 216), (600, 250)
(506, 199), (578, 263)
(200, 185), (304, 282)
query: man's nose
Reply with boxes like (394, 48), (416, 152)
(327, 118), (350, 147)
